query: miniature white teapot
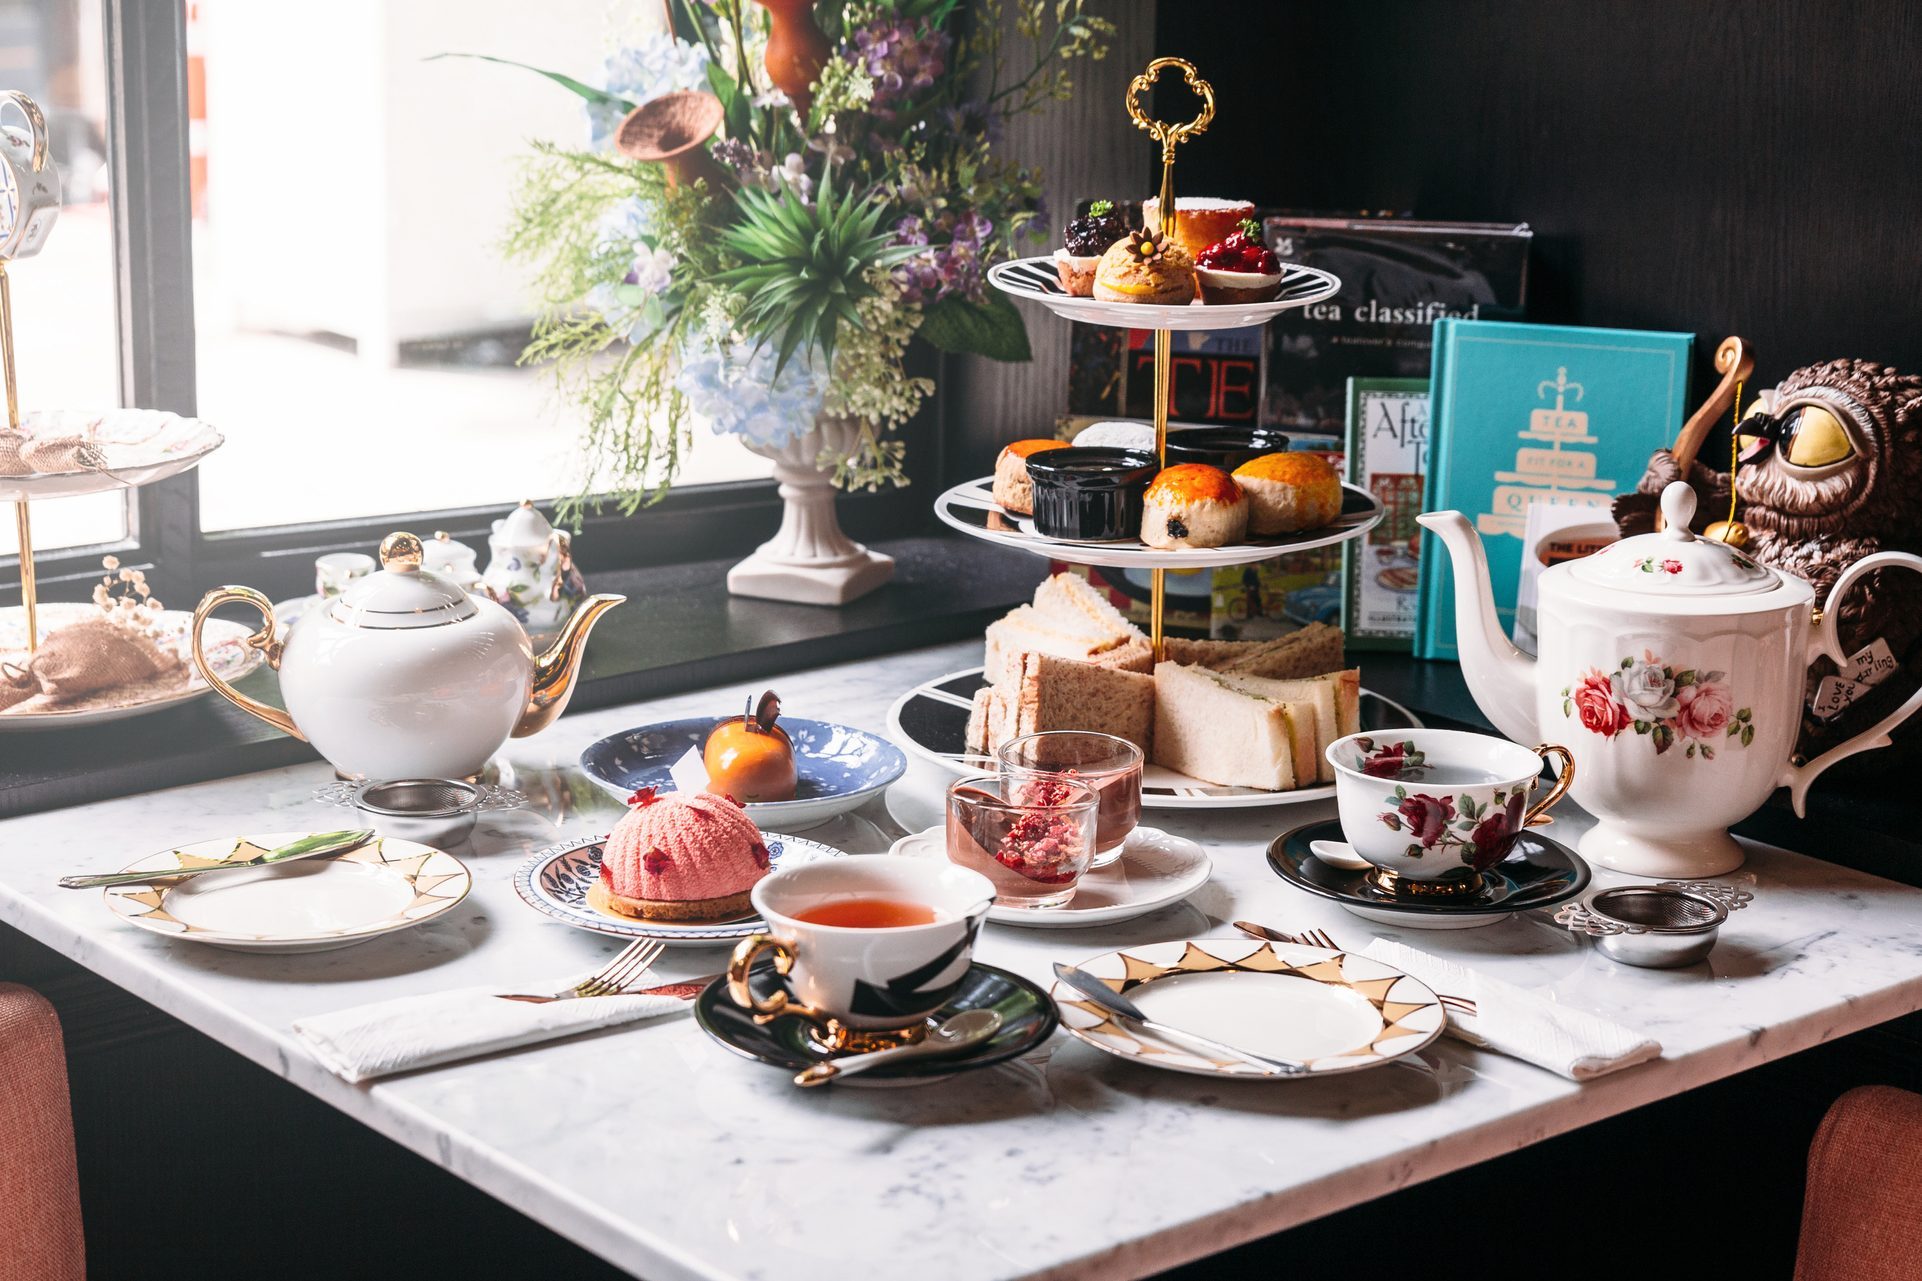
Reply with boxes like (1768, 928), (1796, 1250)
(1419, 482), (1922, 877)
(482, 500), (582, 630)
(190, 531), (623, 780)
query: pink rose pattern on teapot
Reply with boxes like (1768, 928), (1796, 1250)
(1559, 648), (1755, 759)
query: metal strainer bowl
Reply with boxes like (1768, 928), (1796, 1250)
(312, 778), (527, 846)
(1554, 881), (1753, 968)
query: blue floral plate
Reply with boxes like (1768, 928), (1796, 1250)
(579, 717), (908, 831)
(512, 832), (846, 946)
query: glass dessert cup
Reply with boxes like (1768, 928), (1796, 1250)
(995, 730), (1143, 869)
(945, 774), (1098, 909)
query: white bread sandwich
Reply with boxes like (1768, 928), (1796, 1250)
(1207, 667), (1361, 782)
(982, 573), (1150, 686)
(1151, 661), (1318, 790)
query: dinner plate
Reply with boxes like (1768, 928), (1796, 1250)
(1267, 818), (1592, 930)
(886, 665), (1423, 810)
(512, 832), (846, 945)
(695, 961), (1057, 1088)
(987, 256), (1342, 332)
(578, 717), (908, 831)
(0, 408), (224, 501)
(934, 475), (1384, 569)
(889, 824), (1211, 928)
(100, 833), (470, 954)
(0, 605), (262, 730)
(1052, 937), (1445, 1079)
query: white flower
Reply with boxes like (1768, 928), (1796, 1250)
(673, 339), (827, 450)
(629, 246), (674, 295)
(1610, 658), (1679, 721)
(769, 153), (813, 202)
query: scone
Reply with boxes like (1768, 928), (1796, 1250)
(1142, 196), (1256, 261)
(590, 790), (772, 923)
(1233, 452), (1342, 535)
(1140, 463), (1248, 549)
(992, 438), (1071, 514)
(1054, 200), (1131, 297)
(1093, 229), (1196, 305)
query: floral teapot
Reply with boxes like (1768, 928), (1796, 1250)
(482, 501), (585, 631)
(1419, 482), (1922, 877)
(190, 532), (623, 780)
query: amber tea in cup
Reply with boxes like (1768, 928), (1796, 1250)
(995, 731), (1142, 869)
(791, 898), (941, 928)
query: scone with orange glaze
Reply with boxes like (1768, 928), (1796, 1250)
(1233, 452), (1342, 535)
(992, 438), (1071, 514)
(1141, 463), (1248, 549)
(1093, 229), (1196, 306)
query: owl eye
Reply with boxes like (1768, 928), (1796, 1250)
(1735, 401), (1774, 463)
(1779, 404), (1855, 468)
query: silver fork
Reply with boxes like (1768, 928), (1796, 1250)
(1232, 920), (1479, 1017)
(494, 938), (667, 1004)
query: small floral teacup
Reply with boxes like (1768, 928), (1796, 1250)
(1326, 729), (1575, 895)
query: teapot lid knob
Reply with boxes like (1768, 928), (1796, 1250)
(1659, 482), (1698, 542)
(379, 531), (424, 572)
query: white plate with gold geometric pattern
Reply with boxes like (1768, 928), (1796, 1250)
(100, 833), (470, 954)
(1051, 938), (1445, 1079)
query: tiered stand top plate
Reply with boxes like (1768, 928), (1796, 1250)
(0, 409), (224, 501)
(986, 256), (1341, 332)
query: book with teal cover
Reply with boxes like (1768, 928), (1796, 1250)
(1415, 319), (1694, 660)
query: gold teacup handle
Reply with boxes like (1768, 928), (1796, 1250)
(191, 586), (302, 740)
(1524, 744), (1576, 827)
(727, 933), (828, 1026)
(1123, 57), (1217, 166)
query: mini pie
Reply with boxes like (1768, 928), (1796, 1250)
(993, 438), (1073, 514)
(1233, 452), (1343, 535)
(1093, 229), (1196, 306)
(1141, 463), (1248, 549)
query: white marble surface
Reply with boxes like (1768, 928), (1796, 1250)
(5, 640), (1922, 1281)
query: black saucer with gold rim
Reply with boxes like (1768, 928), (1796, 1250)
(1268, 818), (1591, 930)
(694, 960), (1057, 1087)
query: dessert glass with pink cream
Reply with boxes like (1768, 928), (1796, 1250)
(945, 774), (1098, 909)
(994, 731), (1142, 869)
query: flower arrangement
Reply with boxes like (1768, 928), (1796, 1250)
(477, 0), (1114, 516)
(1560, 650), (1755, 757)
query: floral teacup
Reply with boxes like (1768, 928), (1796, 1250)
(1326, 729), (1575, 895)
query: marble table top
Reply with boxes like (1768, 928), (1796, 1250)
(5, 639), (1922, 1281)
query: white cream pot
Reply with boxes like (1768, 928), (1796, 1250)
(191, 532), (623, 780)
(1419, 482), (1922, 877)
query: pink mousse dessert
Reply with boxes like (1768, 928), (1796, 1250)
(590, 788), (771, 923)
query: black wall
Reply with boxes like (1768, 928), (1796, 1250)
(1154, 0), (1922, 389)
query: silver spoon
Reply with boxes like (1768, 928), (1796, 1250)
(792, 1008), (1002, 1088)
(59, 830), (377, 890)
(1052, 961), (1309, 1076)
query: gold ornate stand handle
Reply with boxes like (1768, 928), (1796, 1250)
(1524, 744), (1576, 827)
(191, 586), (302, 739)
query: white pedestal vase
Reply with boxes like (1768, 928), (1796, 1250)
(729, 416), (894, 606)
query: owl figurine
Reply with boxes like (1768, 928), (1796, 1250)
(1616, 359), (1922, 768)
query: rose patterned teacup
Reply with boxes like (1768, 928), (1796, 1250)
(1326, 729), (1575, 895)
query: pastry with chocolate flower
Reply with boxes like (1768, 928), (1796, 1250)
(590, 789), (773, 923)
(1054, 199), (1131, 296)
(1093, 228), (1196, 306)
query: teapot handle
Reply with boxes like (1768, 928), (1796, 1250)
(191, 586), (304, 740)
(1781, 551), (1922, 814)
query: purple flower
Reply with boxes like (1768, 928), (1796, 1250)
(852, 19), (950, 111)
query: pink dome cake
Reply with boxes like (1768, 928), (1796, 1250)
(590, 789), (772, 923)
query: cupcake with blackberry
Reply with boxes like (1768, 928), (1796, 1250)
(1093, 228), (1196, 306)
(1054, 199), (1131, 297)
(1195, 220), (1285, 304)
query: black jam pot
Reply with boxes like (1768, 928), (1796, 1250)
(1163, 427), (1292, 471)
(1025, 447), (1159, 541)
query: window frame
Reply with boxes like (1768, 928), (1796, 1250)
(1, 0), (941, 610)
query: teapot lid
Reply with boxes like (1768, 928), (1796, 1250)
(494, 499), (553, 547)
(422, 529), (477, 572)
(327, 532), (481, 629)
(1569, 483), (1776, 596)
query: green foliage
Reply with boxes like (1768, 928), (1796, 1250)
(917, 292), (1032, 362)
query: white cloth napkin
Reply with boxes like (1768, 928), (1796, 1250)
(1361, 938), (1660, 1081)
(292, 976), (693, 1084)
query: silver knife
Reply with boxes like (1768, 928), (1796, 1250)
(60, 830), (378, 890)
(1052, 961), (1308, 1075)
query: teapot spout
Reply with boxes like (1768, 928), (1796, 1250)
(1414, 511), (1540, 743)
(513, 593), (626, 738)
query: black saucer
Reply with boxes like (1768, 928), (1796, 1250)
(1268, 819), (1591, 917)
(694, 961), (1058, 1086)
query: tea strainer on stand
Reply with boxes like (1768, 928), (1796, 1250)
(314, 778), (527, 846)
(1555, 881), (1754, 969)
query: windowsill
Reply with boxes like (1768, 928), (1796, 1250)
(0, 533), (1048, 820)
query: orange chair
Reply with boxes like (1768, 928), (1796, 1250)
(1796, 1084), (1922, 1280)
(0, 984), (84, 1281)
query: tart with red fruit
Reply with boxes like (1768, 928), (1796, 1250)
(1053, 200), (1131, 297)
(1195, 220), (1285, 304)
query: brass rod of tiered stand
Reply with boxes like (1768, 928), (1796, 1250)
(0, 260), (34, 652)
